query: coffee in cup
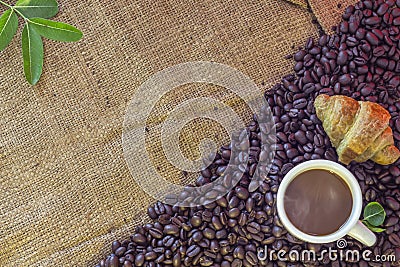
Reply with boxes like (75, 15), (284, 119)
(284, 169), (353, 236)
(277, 160), (376, 246)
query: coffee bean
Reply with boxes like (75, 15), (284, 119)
(366, 189), (377, 202)
(245, 251), (258, 265)
(228, 208), (240, 218)
(377, 58), (389, 69)
(235, 186), (249, 200)
(190, 215), (202, 228)
(246, 222), (261, 234)
(148, 207), (160, 222)
(294, 50), (307, 61)
(199, 256), (213, 266)
(389, 233), (400, 247)
(111, 241), (121, 254)
(131, 233), (147, 245)
(384, 216), (399, 227)
(172, 253), (181, 266)
(292, 155), (303, 164)
(337, 50), (349, 65)
(373, 46), (386, 57)
(338, 74), (352, 85)
(293, 130), (307, 145)
(144, 251), (157, 261)
(386, 197), (400, 211)
(365, 16), (381, 25)
(187, 245), (201, 257)
(293, 98), (307, 109)
(366, 31), (379, 46)
(164, 224), (179, 235)
(107, 255), (119, 267)
(282, 163), (294, 175)
(134, 254), (145, 266)
(272, 226), (283, 238)
(394, 16), (400, 25)
(202, 228), (215, 239)
(149, 228), (163, 239)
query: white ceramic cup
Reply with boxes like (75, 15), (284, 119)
(277, 160), (376, 246)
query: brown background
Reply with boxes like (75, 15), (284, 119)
(0, 0), (355, 266)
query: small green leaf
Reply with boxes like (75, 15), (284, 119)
(15, 0), (58, 19)
(363, 202), (386, 227)
(0, 9), (18, 51)
(363, 221), (386, 233)
(30, 18), (82, 42)
(22, 23), (43, 85)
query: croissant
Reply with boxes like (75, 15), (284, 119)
(314, 94), (400, 165)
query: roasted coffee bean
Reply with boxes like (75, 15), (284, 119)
(377, 58), (389, 69)
(293, 98), (307, 109)
(228, 208), (240, 218)
(366, 189), (377, 202)
(149, 228), (163, 239)
(245, 251), (258, 265)
(202, 210), (213, 222)
(294, 50), (306, 61)
(134, 254), (145, 267)
(386, 197), (400, 211)
(366, 31), (379, 46)
(131, 233), (147, 245)
(238, 213), (248, 226)
(338, 74), (352, 85)
(144, 251), (157, 261)
(203, 228), (215, 239)
(282, 163), (294, 175)
(164, 224), (179, 235)
(190, 215), (202, 227)
(246, 222), (261, 234)
(373, 46), (386, 57)
(389, 233), (400, 246)
(365, 16), (381, 25)
(111, 241), (121, 254)
(389, 165), (400, 176)
(187, 245), (201, 258)
(286, 148), (299, 159)
(384, 216), (399, 227)
(211, 216), (223, 231)
(337, 50), (349, 65)
(235, 186), (249, 200)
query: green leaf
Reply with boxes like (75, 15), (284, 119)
(363, 202), (386, 227)
(363, 221), (386, 233)
(22, 23), (43, 85)
(15, 0), (58, 19)
(0, 9), (18, 51)
(30, 18), (82, 42)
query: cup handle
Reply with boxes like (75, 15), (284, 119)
(347, 220), (377, 246)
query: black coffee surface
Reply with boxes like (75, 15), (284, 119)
(284, 169), (353, 236)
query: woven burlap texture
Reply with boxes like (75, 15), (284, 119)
(285, 0), (308, 8)
(309, 0), (358, 33)
(0, 0), (354, 266)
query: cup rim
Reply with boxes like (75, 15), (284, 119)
(276, 159), (362, 243)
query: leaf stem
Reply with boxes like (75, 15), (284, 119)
(0, 1), (30, 21)
(14, 8), (29, 21)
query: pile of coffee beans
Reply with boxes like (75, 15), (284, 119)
(96, 0), (400, 266)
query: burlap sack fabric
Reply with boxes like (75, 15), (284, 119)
(0, 0), (356, 266)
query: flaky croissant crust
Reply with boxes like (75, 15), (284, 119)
(314, 94), (400, 165)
